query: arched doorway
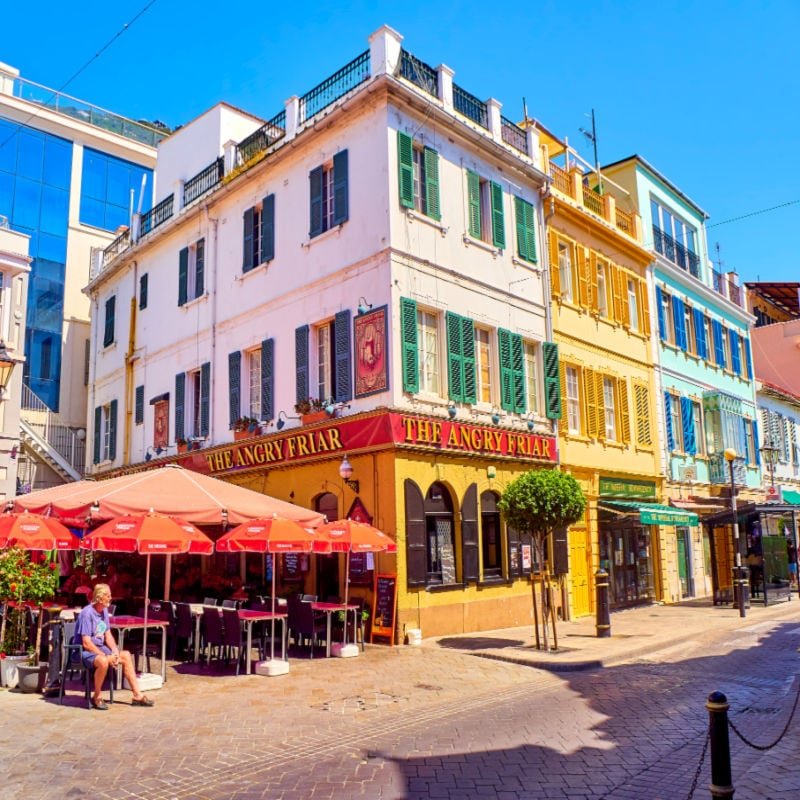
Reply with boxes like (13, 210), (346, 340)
(314, 492), (340, 600)
(480, 490), (502, 579)
(425, 482), (456, 585)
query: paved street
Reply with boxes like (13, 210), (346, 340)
(2, 602), (798, 800)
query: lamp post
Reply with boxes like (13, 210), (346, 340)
(338, 455), (359, 494)
(759, 438), (779, 491)
(724, 448), (746, 618)
(0, 341), (17, 393)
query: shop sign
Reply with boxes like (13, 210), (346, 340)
(599, 477), (656, 499)
(640, 508), (698, 526)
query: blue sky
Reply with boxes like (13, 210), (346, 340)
(4, 1), (798, 282)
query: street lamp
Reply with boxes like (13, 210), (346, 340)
(0, 341), (17, 395)
(759, 438), (779, 490)
(724, 448), (746, 618)
(338, 455), (359, 493)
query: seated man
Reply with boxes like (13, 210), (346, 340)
(76, 583), (154, 710)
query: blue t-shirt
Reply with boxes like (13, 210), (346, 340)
(76, 604), (110, 648)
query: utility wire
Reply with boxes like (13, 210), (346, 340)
(707, 199), (799, 228)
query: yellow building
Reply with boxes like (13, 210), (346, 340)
(539, 132), (666, 616)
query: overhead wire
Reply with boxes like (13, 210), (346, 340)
(707, 199), (799, 228)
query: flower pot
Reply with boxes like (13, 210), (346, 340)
(16, 663), (46, 693)
(234, 428), (259, 440)
(301, 411), (328, 425)
(177, 442), (188, 454)
(0, 655), (29, 688)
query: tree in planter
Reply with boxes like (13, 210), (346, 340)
(498, 470), (585, 652)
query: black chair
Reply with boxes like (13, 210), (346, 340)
(58, 621), (114, 708)
(203, 596), (218, 607)
(301, 594), (318, 602)
(159, 601), (177, 657)
(222, 608), (246, 674)
(287, 599), (324, 658)
(201, 608), (225, 666)
(221, 599), (238, 609)
(173, 602), (195, 660)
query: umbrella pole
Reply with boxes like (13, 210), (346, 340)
(343, 552), (350, 645)
(164, 554), (172, 601)
(142, 553), (150, 673)
(270, 553), (276, 662)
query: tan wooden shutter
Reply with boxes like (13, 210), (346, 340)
(618, 377), (631, 443)
(584, 367), (597, 438)
(549, 232), (560, 298)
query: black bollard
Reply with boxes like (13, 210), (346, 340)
(595, 569), (610, 638)
(706, 691), (734, 799)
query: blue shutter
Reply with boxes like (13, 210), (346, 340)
(729, 329), (741, 376)
(332, 150), (348, 226)
(693, 307), (706, 359)
(178, 247), (189, 305)
(744, 338), (753, 380)
(309, 167), (323, 237)
(134, 385), (144, 425)
(242, 207), (255, 271)
(656, 287), (666, 341)
(108, 399), (117, 461)
(93, 406), (101, 464)
(228, 351), (241, 428)
(200, 362), (210, 437)
(664, 392), (675, 451)
(752, 419), (760, 466)
(295, 325), (309, 404)
(680, 396), (696, 455)
(712, 320), (725, 368)
(195, 238), (205, 298)
(175, 373), (185, 441)
(261, 338), (274, 421)
(334, 309), (352, 402)
(672, 297), (686, 351)
(261, 194), (275, 262)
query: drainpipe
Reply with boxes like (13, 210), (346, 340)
(88, 293), (99, 472)
(541, 192), (558, 445)
(123, 261), (138, 465)
(205, 206), (219, 442)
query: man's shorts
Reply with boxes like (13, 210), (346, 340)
(82, 644), (112, 669)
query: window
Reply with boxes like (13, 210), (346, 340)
(627, 279), (639, 331)
(703, 316), (713, 361)
(178, 239), (205, 305)
(692, 401), (705, 456)
(684, 305), (695, 354)
(744, 418), (756, 465)
(523, 342), (539, 415)
(661, 292), (674, 345)
(188, 370), (202, 439)
(92, 400), (117, 464)
(668, 394), (683, 451)
(243, 195), (277, 273)
(651, 198), (699, 276)
(134, 385), (144, 425)
(424, 482), (456, 585)
(467, 171), (505, 248)
(633, 382), (652, 446)
(721, 327), (730, 370)
(475, 328), (492, 404)
(603, 377), (617, 441)
(101, 405), (112, 460)
(596, 261), (608, 317)
(103, 296), (115, 347)
(566, 366), (580, 434)
(139, 273), (148, 310)
(558, 242), (573, 302)
(481, 491), (502, 578)
(248, 349), (261, 419)
(309, 151), (348, 237)
(417, 309), (440, 395)
(397, 131), (440, 220)
(316, 321), (334, 402)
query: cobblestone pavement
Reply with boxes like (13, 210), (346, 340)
(2, 604), (798, 799)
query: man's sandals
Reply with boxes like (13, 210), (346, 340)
(131, 695), (154, 707)
(91, 698), (110, 711)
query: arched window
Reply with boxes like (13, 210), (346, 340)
(314, 491), (339, 523)
(481, 491), (502, 578)
(424, 482), (456, 585)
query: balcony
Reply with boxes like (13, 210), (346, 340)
(711, 270), (744, 307)
(652, 226), (700, 278)
(708, 453), (746, 486)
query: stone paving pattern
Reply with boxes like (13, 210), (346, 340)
(1, 598), (798, 799)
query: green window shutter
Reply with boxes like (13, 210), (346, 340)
(424, 147), (441, 221)
(228, 351), (241, 428)
(175, 372), (185, 442)
(139, 273), (148, 310)
(195, 238), (205, 298)
(295, 325), (309, 404)
(261, 338), (274, 421)
(103, 296), (115, 347)
(334, 309), (352, 402)
(461, 316), (476, 404)
(498, 329), (513, 411)
(446, 311), (464, 402)
(200, 361), (210, 437)
(134, 385), (144, 425)
(542, 342), (561, 419)
(242, 207), (255, 271)
(309, 167), (324, 237)
(397, 131), (414, 209)
(514, 197), (528, 261)
(261, 194), (275, 262)
(511, 333), (526, 413)
(467, 170), (481, 238)
(524, 200), (537, 262)
(401, 297), (419, 393)
(93, 406), (101, 464)
(178, 247), (188, 305)
(332, 149), (348, 225)
(108, 399), (118, 461)
(490, 181), (505, 249)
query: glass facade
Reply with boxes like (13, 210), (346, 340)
(80, 147), (152, 231)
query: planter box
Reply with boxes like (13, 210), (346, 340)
(234, 428), (260, 441)
(0, 655), (29, 688)
(301, 411), (328, 425)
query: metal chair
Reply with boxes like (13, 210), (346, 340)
(58, 621), (114, 707)
(222, 608), (246, 674)
(173, 602), (194, 660)
(287, 598), (324, 658)
(203, 597), (218, 607)
(221, 599), (238, 609)
(201, 608), (225, 666)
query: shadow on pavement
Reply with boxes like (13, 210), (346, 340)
(434, 636), (526, 651)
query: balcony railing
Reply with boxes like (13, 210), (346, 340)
(103, 228), (131, 267)
(500, 116), (528, 155)
(298, 50), (370, 122)
(398, 49), (438, 97)
(708, 453), (747, 485)
(236, 111), (287, 166)
(139, 194), (174, 238)
(653, 226), (700, 278)
(453, 83), (488, 128)
(713, 270), (725, 293)
(582, 184), (604, 216)
(727, 280), (742, 307)
(615, 208), (634, 236)
(183, 157), (224, 206)
(549, 162), (572, 197)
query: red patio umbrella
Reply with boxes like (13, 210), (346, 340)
(216, 517), (316, 666)
(0, 512), (80, 551)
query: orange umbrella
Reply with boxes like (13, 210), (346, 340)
(0, 512), (80, 550)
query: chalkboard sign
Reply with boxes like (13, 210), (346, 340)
(349, 552), (373, 585)
(370, 573), (397, 644)
(282, 553), (305, 582)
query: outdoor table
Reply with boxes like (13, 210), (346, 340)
(310, 602), (358, 657)
(237, 609), (288, 674)
(110, 615), (169, 683)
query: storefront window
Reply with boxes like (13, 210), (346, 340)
(599, 516), (655, 608)
(480, 491), (502, 578)
(425, 482), (456, 585)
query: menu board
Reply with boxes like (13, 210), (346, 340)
(282, 553), (304, 581)
(349, 552), (374, 585)
(370, 573), (397, 644)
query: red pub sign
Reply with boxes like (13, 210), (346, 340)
(179, 411), (557, 477)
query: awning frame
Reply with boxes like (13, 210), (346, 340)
(599, 500), (699, 527)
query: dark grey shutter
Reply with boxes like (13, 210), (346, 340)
(507, 525), (521, 579)
(543, 341), (562, 419)
(461, 483), (479, 584)
(103, 296), (115, 347)
(261, 338), (274, 421)
(552, 526), (569, 575)
(228, 351), (241, 428)
(139, 273), (148, 310)
(404, 479), (427, 587)
(134, 385), (144, 424)
(261, 194), (275, 262)
(295, 325), (309, 404)
(195, 238), (205, 298)
(178, 247), (188, 305)
(332, 149), (348, 225)
(93, 406), (101, 464)
(200, 362), (210, 437)
(108, 399), (117, 461)
(242, 207), (254, 271)
(175, 373), (185, 441)
(309, 167), (324, 237)
(334, 309), (352, 403)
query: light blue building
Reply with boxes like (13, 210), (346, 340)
(604, 156), (760, 602)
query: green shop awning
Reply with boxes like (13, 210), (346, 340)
(599, 500), (699, 526)
(782, 489), (800, 505)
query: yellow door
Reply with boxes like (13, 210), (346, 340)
(569, 528), (591, 617)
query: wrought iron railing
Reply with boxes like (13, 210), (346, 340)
(727, 280), (742, 307)
(708, 453), (746, 485)
(713, 270), (725, 293)
(615, 207), (634, 236)
(103, 228), (131, 267)
(582, 184), (604, 216)
(453, 83), (488, 128)
(398, 49), (438, 97)
(236, 111), (287, 165)
(139, 194), (174, 238)
(298, 50), (371, 122)
(549, 162), (572, 197)
(183, 157), (224, 206)
(500, 116), (528, 155)
(653, 226), (700, 278)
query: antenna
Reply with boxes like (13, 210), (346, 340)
(713, 242), (726, 275)
(522, 97), (529, 124)
(579, 108), (602, 193)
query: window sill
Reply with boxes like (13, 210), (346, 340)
(102, 342), (117, 353)
(565, 432), (591, 443)
(477, 577), (512, 588)
(180, 292), (209, 309)
(425, 582), (466, 594)
(237, 261), (271, 281)
(602, 440), (625, 450)
(303, 223), (345, 248)
(405, 208), (448, 236)
(511, 256), (539, 272)
(462, 233), (500, 258)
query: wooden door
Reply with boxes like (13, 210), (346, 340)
(569, 528), (591, 617)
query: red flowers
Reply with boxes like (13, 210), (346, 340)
(49, 562), (57, 570)
(9, 582), (17, 593)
